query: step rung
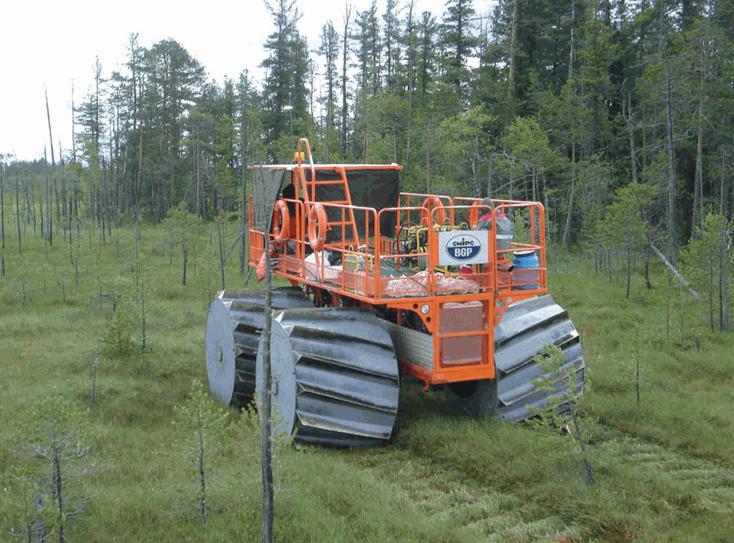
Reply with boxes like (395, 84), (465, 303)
(307, 180), (348, 185)
(306, 179), (347, 185)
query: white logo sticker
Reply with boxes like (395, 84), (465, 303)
(438, 230), (489, 266)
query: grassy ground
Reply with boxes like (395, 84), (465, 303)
(1, 222), (733, 542)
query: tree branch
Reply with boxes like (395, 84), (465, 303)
(649, 242), (702, 301)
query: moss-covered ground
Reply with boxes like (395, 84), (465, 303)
(1, 224), (732, 541)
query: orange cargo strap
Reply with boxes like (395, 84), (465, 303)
(422, 196), (446, 225)
(272, 199), (290, 244)
(307, 203), (327, 252)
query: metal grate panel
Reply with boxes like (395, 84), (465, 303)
(378, 319), (434, 371)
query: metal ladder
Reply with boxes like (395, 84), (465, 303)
(296, 139), (361, 247)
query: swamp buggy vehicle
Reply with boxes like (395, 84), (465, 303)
(205, 139), (584, 446)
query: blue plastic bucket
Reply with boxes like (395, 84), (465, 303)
(512, 250), (539, 290)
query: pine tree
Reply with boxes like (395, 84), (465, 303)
(383, 0), (401, 92)
(318, 20), (341, 160)
(261, 0), (311, 159)
(353, 1), (382, 98)
(440, 0), (479, 103)
(417, 11), (438, 99)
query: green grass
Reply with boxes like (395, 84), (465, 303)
(1, 223), (733, 542)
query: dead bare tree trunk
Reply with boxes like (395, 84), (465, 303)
(197, 408), (207, 525)
(679, 284), (686, 341)
(195, 132), (201, 217)
(708, 252), (715, 332)
(625, 246), (632, 299)
(562, 0), (578, 238)
(45, 93), (55, 167)
(650, 242), (701, 300)
(720, 152), (730, 330)
(658, 0), (677, 260)
(239, 135), (247, 276)
(663, 65), (677, 256)
(341, 6), (351, 154)
(53, 446), (66, 543)
(635, 331), (640, 407)
(719, 150), (729, 219)
(74, 219), (80, 287)
(45, 91), (55, 245)
(568, 0), (575, 81)
(71, 82), (76, 163)
(55, 154), (61, 223)
(260, 230), (274, 543)
(133, 230), (147, 353)
(508, 0), (519, 98)
(182, 242), (189, 286)
(61, 170), (69, 245)
(624, 92), (639, 184)
(720, 251), (729, 332)
(72, 172), (79, 229)
(91, 342), (99, 407)
(471, 152), (479, 197)
(666, 275), (671, 339)
(692, 38), (705, 238)
(404, 1), (416, 179)
(563, 137), (576, 246)
(720, 222), (730, 331)
(15, 173), (22, 255)
(136, 112), (144, 214)
(25, 177), (32, 232)
(102, 186), (108, 245)
(486, 155), (493, 197)
(43, 149), (52, 246)
(216, 216), (225, 290)
(240, 177), (246, 276)
(31, 404), (93, 543)
(39, 185), (46, 249)
(1, 164), (5, 249)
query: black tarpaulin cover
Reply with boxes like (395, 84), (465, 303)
(305, 168), (401, 242)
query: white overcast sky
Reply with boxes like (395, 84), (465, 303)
(0, 0), (495, 161)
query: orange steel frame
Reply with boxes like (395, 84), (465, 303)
(249, 139), (548, 390)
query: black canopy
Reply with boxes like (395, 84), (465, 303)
(253, 166), (401, 243)
(306, 168), (401, 242)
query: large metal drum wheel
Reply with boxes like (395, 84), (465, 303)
(205, 287), (313, 407)
(256, 307), (400, 446)
(445, 296), (585, 420)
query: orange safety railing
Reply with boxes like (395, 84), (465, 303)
(248, 194), (548, 302)
(452, 197), (547, 295)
